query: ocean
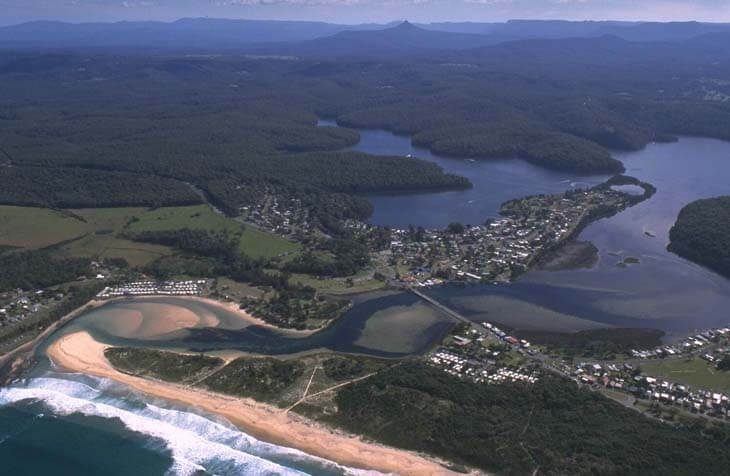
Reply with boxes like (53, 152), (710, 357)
(0, 369), (377, 476)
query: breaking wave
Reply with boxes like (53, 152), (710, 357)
(0, 375), (380, 476)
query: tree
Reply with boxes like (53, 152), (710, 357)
(447, 222), (465, 234)
(717, 356), (730, 371)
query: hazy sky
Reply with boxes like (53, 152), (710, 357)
(2, 0), (730, 26)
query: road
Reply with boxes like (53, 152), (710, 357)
(407, 286), (473, 326)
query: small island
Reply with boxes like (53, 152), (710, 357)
(668, 196), (730, 278)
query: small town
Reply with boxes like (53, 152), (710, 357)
(387, 183), (644, 285)
(239, 187), (314, 238)
(427, 323), (540, 386)
(541, 324), (730, 421)
(0, 289), (65, 327)
(629, 326), (730, 360)
(429, 315), (730, 422)
(568, 360), (730, 419)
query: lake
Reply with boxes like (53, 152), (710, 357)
(319, 119), (611, 228)
(323, 120), (730, 337)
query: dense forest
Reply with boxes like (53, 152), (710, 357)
(0, 41), (728, 226)
(0, 166), (202, 209)
(0, 249), (91, 292)
(122, 229), (241, 261)
(105, 348), (223, 383)
(283, 238), (371, 277)
(326, 363), (730, 476)
(202, 357), (305, 404)
(668, 196), (730, 278)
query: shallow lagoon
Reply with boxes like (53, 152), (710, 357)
(50, 294), (455, 358)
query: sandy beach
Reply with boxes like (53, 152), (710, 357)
(47, 331), (457, 476)
(93, 295), (321, 337)
(187, 296), (321, 336)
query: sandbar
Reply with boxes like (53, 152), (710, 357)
(186, 296), (322, 336)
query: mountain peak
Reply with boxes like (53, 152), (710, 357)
(395, 21), (418, 31)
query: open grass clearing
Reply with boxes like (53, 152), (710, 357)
(0, 204), (301, 264)
(642, 357), (730, 393)
(290, 271), (386, 296)
(0, 206), (92, 248)
(58, 234), (173, 267)
(126, 204), (301, 260)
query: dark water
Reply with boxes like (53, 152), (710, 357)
(0, 372), (366, 476)
(320, 120), (610, 228)
(326, 120), (730, 336)
(0, 396), (173, 476)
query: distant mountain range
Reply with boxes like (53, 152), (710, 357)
(0, 18), (389, 50)
(1, 18), (730, 55)
(258, 21), (512, 57)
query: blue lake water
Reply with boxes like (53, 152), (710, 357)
(320, 120), (611, 228)
(323, 120), (730, 336)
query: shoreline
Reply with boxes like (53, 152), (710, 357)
(98, 295), (323, 337)
(187, 296), (322, 336)
(46, 331), (458, 476)
(0, 299), (106, 384)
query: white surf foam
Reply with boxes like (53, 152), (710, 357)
(0, 377), (381, 476)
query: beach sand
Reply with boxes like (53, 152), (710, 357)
(47, 331), (457, 476)
(187, 296), (320, 336)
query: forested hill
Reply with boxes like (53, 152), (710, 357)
(0, 52), (472, 225)
(1, 30), (730, 219)
(668, 196), (730, 278)
(326, 362), (730, 475)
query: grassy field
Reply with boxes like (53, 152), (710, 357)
(214, 277), (265, 300)
(642, 357), (730, 393)
(0, 206), (92, 248)
(290, 271), (386, 295)
(0, 204), (301, 264)
(59, 234), (173, 267)
(126, 205), (301, 260)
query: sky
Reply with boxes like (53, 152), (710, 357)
(2, 0), (730, 26)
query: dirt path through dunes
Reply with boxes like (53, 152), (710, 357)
(46, 331), (460, 476)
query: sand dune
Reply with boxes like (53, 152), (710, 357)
(46, 331), (457, 476)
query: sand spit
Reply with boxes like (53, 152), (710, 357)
(47, 331), (458, 476)
(186, 296), (321, 336)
